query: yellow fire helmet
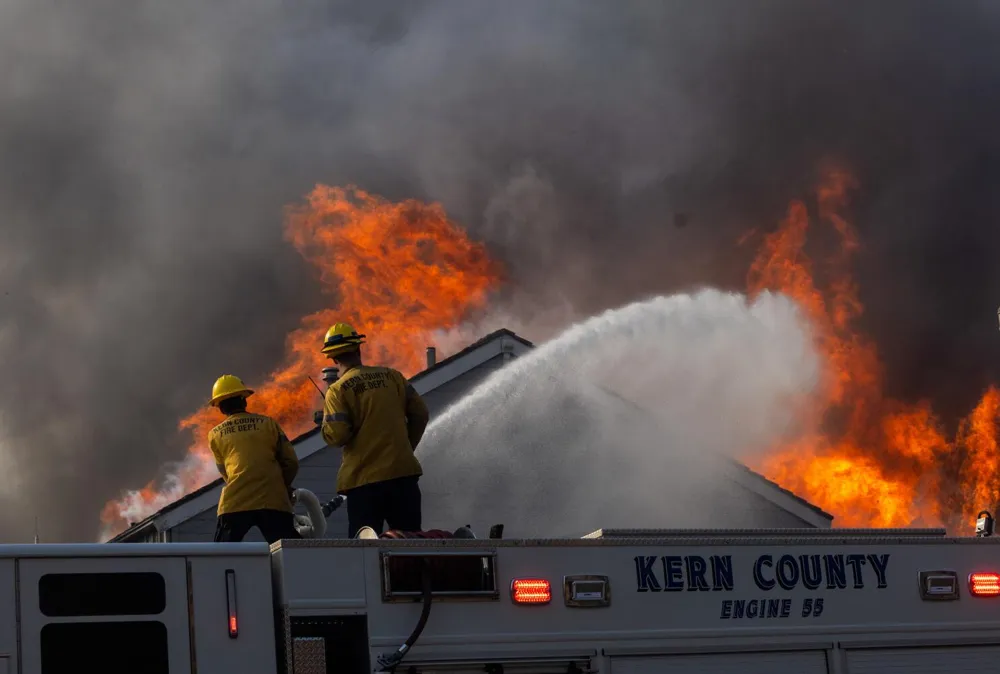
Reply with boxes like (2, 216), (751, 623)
(321, 322), (366, 357)
(209, 374), (254, 407)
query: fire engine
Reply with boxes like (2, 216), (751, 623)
(9, 503), (1000, 674)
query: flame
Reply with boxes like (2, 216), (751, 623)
(747, 167), (1000, 531)
(100, 185), (500, 538)
(100, 171), (1000, 538)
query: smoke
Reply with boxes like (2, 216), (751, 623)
(1, 1), (999, 541)
(418, 289), (820, 536)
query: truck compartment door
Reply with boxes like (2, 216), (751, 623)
(17, 556), (191, 674)
(611, 649), (829, 674)
(846, 645), (1000, 674)
(0, 560), (17, 671)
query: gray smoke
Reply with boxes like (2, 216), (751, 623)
(0, 1), (998, 541)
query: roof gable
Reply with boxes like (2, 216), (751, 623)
(581, 385), (832, 526)
(410, 329), (533, 395)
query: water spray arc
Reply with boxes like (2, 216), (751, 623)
(416, 289), (820, 537)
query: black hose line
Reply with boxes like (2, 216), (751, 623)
(377, 560), (433, 672)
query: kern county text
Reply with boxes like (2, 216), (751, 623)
(633, 553), (890, 620)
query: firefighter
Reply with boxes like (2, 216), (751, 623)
(320, 323), (430, 537)
(207, 374), (301, 544)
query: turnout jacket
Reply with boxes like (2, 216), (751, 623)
(322, 365), (429, 492)
(209, 412), (299, 515)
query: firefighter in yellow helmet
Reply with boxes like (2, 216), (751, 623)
(320, 323), (430, 537)
(207, 374), (301, 544)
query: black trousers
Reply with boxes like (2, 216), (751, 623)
(214, 509), (301, 544)
(344, 475), (422, 537)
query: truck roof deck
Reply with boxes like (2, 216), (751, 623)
(583, 527), (950, 538)
(0, 542), (270, 557)
(272, 529), (996, 551)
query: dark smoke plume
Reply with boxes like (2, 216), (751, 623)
(1, 1), (998, 541)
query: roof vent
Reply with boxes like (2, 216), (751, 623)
(426, 346), (436, 369)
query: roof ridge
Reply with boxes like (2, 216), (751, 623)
(409, 327), (534, 382)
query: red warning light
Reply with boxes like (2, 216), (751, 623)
(225, 569), (239, 637)
(511, 578), (551, 604)
(969, 572), (1000, 597)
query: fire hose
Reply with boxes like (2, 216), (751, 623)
(291, 490), (346, 539)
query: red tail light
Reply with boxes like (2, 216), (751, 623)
(969, 572), (1000, 597)
(510, 578), (551, 604)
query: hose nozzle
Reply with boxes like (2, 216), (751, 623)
(321, 495), (347, 517)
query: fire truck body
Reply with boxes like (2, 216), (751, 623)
(8, 528), (1000, 673)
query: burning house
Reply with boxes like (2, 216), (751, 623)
(109, 328), (832, 543)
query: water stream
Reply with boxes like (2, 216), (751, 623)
(417, 288), (820, 537)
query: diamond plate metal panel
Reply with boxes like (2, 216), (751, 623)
(293, 636), (327, 674)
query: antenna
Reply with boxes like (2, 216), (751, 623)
(307, 376), (325, 399)
(34, 517), (39, 544)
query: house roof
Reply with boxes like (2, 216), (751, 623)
(408, 328), (534, 396)
(110, 326), (831, 541)
(410, 328), (535, 388)
(728, 460), (832, 521)
(589, 386), (832, 524)
(411, 328), (534, 383)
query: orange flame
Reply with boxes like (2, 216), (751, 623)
(747, 167), (1000, 531)
(100, 185), (501, 537)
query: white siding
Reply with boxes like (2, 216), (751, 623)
(705, 482), (816, 529)
(168, 509), (216, 543)
(421, 353), (508, 418)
